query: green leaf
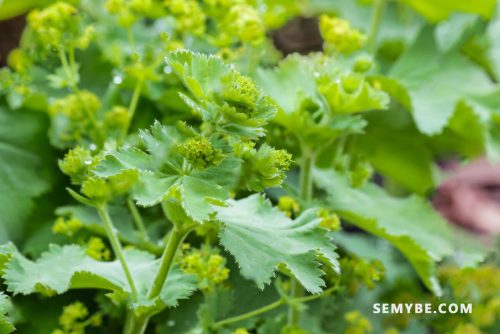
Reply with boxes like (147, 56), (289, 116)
(487, 18), (500, 82)
(355, 109), (436, 194)
(314, 169), (454, 296)
(399, 0), (496, 22)
(0, 106), (52, 243)
(256, 55), (387, 148)
(96, 121), (239, 222)
(166, 50), (276, 139)
(430, 101), (488, 157)
(434, 13), (478, 53)
(0, 292), (14, 334)
(214, 194), (339, 294)
(389, 28), (495, 135)
(0, 243), (196, 309)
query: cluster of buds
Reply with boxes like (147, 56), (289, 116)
(225, 4), (265, 45)
(86, 237), (112, 261)
(344, 310), (373, 334)
(179, 244), (230, 291)
(237, 142), (293, 191)
(81, 170), (138, 203)
(52, 301), (102, 334)
(180, 136), (223, 169)
(278, 196), (300, 218)
(27, 2), (94, 52)
(164, 0), (206, 36)
(52, 216), (83, 237)
(319, 15), (366, 54)
(337, 256), (385, 294)
(222, 75), (259, 112)
(59, 146), (98, 184)
(49, 91), (101, 149)
(318, 208), (341, 231)
(105, 0), (157, 27)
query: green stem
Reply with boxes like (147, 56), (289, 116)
(96, 205), (138, 299)
(58, 47), (104, 145)
(288, 279), (303, 326)
(214, 298), (286, 329)
(128, 27), (136, 51)
(214, 283), (339, 329)
(82, 224), (163, 255)
(148, 226), (192, 299)
(58, 48), (74, 87)
(127, 198), (149, 241)
(121, 79), (143, 141)
(294, 284), (339, 303)
(299, 151), (315, 203)
(123, 311), (149, 334)
(288, 150), (316, 326)
(367, 0), (386, 53)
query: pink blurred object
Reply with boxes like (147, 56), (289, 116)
(434, 159), (500, 235)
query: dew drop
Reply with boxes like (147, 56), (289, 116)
(163, 65), (172, 74)
(84, 159), (93, 165)
(167, 320), (175, 327)
(113, 76), (123, 85)
(89, 144), (97, 151)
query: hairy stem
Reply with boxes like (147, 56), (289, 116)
(82, 224), (162, 255)
(96, 205), (138, 298)
(367, 0), (386, 52)
(288, 150), (316, 326)
(123, 311), (149, 334)
(58, 47), (104, 145)
(214, 283), (339, 329)
(299, 151), (315, 203)
(121, 78), (143, 141)
(127, 197), (149, 241)
(148, 226), (192, 299)
(214, 298), (286, 329)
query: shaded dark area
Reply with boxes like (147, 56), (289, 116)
(272, 16), (323, 55)
(0, 15), (25, 66)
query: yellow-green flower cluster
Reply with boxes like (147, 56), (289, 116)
(7, 48), (32, 74)
(50, 91), (101, 119)
(223, 75), (259, 109)
(105, 0), (158, 27)
(49, 91), (101, 148)
(226, 4), (265, 45)
(319, 15), (366, 54)
(104, 106), (130, 134)
(180, 137), (222, 169)
(180, 245), (230, 291)
(439, 265), (500, 329)
(344, 310), (373, 334)
(59, 146), (97, 184)
(353, 55), (374, 73)
(237, 143), (292, 191)
(451, 323), (481, 334)
(318, 208), (341, 231)
(233, 328), (250, 334)
(337, 256), (385, 293)
(281, 325), (310, 334)
(27, 2), (93, 51)
(86, 237), (111, 261)
(82, 177), (111, 202)
(164, 0), (206, 36)
(278, 196), (300, 218)
(52, 301), (102, 334)
(52, 216), (83, 237)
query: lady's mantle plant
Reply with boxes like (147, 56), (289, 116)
(0, 0), (498, 333)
